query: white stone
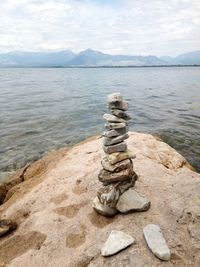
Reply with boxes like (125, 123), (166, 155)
(101, 230), (135, 256)
(116, 189), (150, 212)
(143, 224), (171, 261)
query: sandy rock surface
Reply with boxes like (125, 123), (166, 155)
(0, 132), (200, 267)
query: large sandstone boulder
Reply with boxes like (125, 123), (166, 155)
(0, 132), (199, 266)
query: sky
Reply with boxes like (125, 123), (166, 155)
(0, 0), (200, 56)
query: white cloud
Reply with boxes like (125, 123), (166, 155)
(0, 0), (199, 55)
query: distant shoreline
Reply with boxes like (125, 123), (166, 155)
(0, 65), (200, 68)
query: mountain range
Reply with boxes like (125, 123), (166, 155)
(0, 49), (200, 67)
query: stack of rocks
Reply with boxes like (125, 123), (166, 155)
(93, 93), (138, 216)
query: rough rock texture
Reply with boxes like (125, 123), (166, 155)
(143, 224), (171, 261)
(101, 230), (135, 256)
(0, 132), (199, 266)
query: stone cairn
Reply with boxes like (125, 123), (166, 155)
(93, 92), (138, 216)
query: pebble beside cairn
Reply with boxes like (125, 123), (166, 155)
(93, 93), (138, 216)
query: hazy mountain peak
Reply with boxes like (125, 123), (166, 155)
(0, 49), (199, 67)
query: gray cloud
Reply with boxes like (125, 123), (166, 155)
(0, 0), (199, 55)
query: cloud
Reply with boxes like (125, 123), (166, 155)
(0, 0), (199, 55)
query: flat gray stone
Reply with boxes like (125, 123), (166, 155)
(103, 142), (127, 154)
(98, 167), (134, 183)
(111, 109), (131, 120)
(101, 158), (132, 172)
(92, 196), (117, 217)
(101, 230), (135, 256)
(103, 113), (126, 123)
(103, 133), (129, 146)
(105, 122), (127, 130)
(116, 189), (150, 212)
(103, 127), (128, 138)
(143, 224), (171, 261)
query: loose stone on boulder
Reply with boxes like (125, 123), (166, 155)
(116, 188), (150, 213)
(143, 224), (171, 261)
(101, 230), (135, 256)
(103, 142), (127, 154)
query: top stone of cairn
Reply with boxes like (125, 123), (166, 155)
(107, 92), (128, 111)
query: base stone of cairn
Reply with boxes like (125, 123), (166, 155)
(93, 92), (150, 217)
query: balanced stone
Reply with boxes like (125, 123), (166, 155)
(92, 196), (117, 217)
(108, 100), (129, 111)
(101, 230), (135, 256)
(107, 92), (122, 103)
(103, 133), (129, 146)
(103, 142), (127, 154)
(98, 167), (134, 183)
(106, 150), (136, 165)
(101, 158), (132, 172)
(111, 109), (131, 120)
(103, 113), (126, 123)
(116, 189), (151, 213)
(94, 92), (139, 217)
(105, 122), (127, 130)
(143, 224), (171, 261)
(103, 127), (128, 138)
(97, 184), (120, 207)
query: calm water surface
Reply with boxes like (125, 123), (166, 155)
(0, 67), (200, 178)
